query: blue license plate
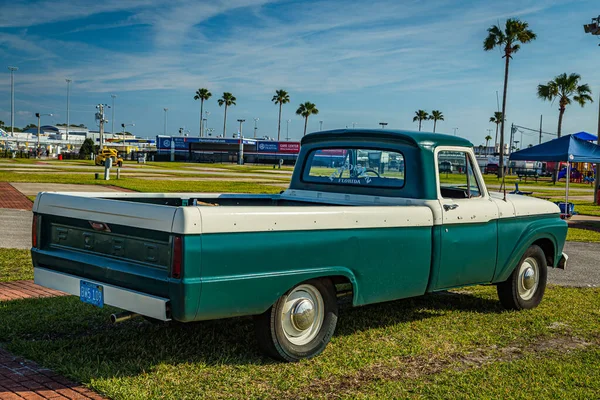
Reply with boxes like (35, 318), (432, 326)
(80, 281), (104, 308)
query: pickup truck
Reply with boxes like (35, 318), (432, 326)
(31, 129), (568, 362)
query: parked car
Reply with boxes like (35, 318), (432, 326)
(485, 163), (499, 174)
(31, 129), (568, 362)
(95, 148), (123, 167)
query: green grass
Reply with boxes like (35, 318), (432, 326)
(566, 228), (600, 243)
(0, 249), (33, 281)
(0, 283), (598, 399)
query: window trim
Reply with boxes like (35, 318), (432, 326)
(435, 146), (486, 201)
(301, 146), (406, 189)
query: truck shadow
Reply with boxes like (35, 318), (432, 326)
(0, 290), (504, 377)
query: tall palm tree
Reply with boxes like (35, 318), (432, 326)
(484, 18), (536, 177)
(272, 90), (290, 141)
(217, 92), (236, 136)
(194, 88), (211, 137)
(484, 135), (493, 155)
(429, 110), (444, 133)
(296, 102), (319, 136)
(537, 73), (593, 138)
(489, 111), (503, 152)
(412, 110), (429, 131)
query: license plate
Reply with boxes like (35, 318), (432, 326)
(80, 281), (104, 308)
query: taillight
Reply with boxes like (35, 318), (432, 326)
(32, 214), (39, 248)
(171, 236), (182, 279)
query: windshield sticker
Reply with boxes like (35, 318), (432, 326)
(329, 163), (372, 184)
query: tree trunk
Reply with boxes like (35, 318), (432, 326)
(277, 102), (282, 141)
(418, 119), (422, 131)
(557, 106), (565, 138)
(499, 51), (511, 178)
(223, 105), (227, 136)
(433, 120), (437, 133)
(199, 99), (204, 137)
(494, 123), (499, 153)
(486, 140), (489, 155)
(303, 116), (308, 136)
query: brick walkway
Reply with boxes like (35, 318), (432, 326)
(0, 348), (107, 400)
(0, 184), (32, 211)
(0, 281), (67, 302)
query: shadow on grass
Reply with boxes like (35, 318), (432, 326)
(0, 290), (502, 379)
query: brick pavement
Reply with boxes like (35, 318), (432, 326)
(0, 281), (67, 302)
(0, 184), (32, 211)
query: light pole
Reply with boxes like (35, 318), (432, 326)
(110, 94), (116, 136)
(379, 122), (388, 129)
(121, 123), (134, 150)
(8, 66), (18, 137)
(65, 79), (72, 142)
(95, 104), (110, 149)
(352, 122), (357, 128)
(203, 111), (210, 137)
(237, 119), (245, 165)
(453, 127), (459, 136)
(583, 15), (600, 203)
(253, 118), (259, 138)
(286, 119), (291, 141)
(35, 113), (52, 156)
(163, 108), (168, 136)
(319, 120), (323, 131)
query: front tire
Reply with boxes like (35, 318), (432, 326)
(254, 279), (338, 362)
(497, 245), (547, 310)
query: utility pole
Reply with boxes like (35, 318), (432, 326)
(319, 120), (323, 131)
(237, 119), (245, 165)
(110, 94), (116, 136)
(122, 123), (134, 149)
(163, 108), (168, 136)
(286, 119), (291, 141)
(539, 115), (543, 144)
(203, 111), (210, 137)
(352, 122), (357, 128)
(596, 91), (600, 203)
(36, 112), (52, 157)
(8, 66), (18, 137)
(379, 122), (388, 129)
(96, 104), (109, 149)
(65, 79), (72, 142)
(253, 118), (259, 138)
(453, 127), (458, 136)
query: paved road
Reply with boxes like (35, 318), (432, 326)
(1, 208), (597, 287)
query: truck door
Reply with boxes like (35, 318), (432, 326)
(435, 148), (499, 289)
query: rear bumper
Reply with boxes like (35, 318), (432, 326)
(34, 267), (171, 321)
(557, 252), (568, 270)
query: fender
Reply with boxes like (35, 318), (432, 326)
(493, 215), (567, 283)
(195, 266), (358, 321)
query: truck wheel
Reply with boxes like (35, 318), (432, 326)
(497, 245), (547, 310)
(254, 279), (338, 362)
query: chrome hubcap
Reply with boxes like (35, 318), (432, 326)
(518, 257), (539, 301)
(281, 284), (324, 346)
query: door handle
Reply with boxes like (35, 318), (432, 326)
(443, 204), (459, 211)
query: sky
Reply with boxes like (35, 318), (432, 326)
(0, 0), (599, 146)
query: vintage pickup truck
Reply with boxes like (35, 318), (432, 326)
(32, 129), (568, 362)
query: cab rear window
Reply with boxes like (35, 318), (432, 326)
(302, 148), (405, 188)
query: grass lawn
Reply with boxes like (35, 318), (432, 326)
(567, 228), (600, 243)
(0, 249), (32, 281)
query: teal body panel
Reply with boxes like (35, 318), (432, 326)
(189, 226), (433, 321)
(434, 220), (498, 289)
(493, 214), (568, 282)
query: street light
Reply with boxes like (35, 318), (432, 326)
(253, 118), (259, 138)
(379, 122), (388, 129)
(8, 66), (18, 137)
(35, 113), (53, 156)
(237, 119), (245, 165)
(286, 119), (291, 141)
(110, 94), (117, 136)
(352, 122), (358, 128)
(203, 111), (210, 137)
(66, 79), (72, 142)
(121, 123), (134, 150)
(319, 120), (323, 131)
(453, 127), (459, 136)
(163, 108), (168, 136)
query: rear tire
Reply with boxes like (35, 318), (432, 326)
(497, 245), (547, 310)
(254, 279), (338, 362)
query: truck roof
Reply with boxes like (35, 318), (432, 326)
(302, 129), (473, 149)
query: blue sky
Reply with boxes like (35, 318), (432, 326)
(0, 0), (599, 146)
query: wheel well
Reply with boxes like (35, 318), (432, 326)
(532, 238), (555, 267)
(328, 275), (354, 306)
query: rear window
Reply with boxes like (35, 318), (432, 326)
(302, 148), (405, 188)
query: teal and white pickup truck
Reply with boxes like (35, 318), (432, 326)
(32, 129), (568, 362)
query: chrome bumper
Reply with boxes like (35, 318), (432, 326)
(34, 267), (170, 321)
(557, 252), (568, 270)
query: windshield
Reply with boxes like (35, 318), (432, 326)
(303, 148), (405, 188)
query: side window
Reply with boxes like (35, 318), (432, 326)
(438, 150), (481, 199)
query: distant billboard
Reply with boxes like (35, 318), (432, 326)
(256, 141), (301, 154)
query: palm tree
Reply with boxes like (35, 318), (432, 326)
(217, 92), (236, 136)
(489, 111), (503, 152)
(272, 90), (290, 141)
(296, 102), (319, 136)
(429, 110), (444, 133)
(412, 110), (429, 131)
(194, 88), (211, 137)
(537, 73), (593, 138)
(484, 18), (536, 177)
(484, 135), (493, 155)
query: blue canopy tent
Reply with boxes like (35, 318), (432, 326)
(510, 134), (600, 217)
(573, 131), (598, 142)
